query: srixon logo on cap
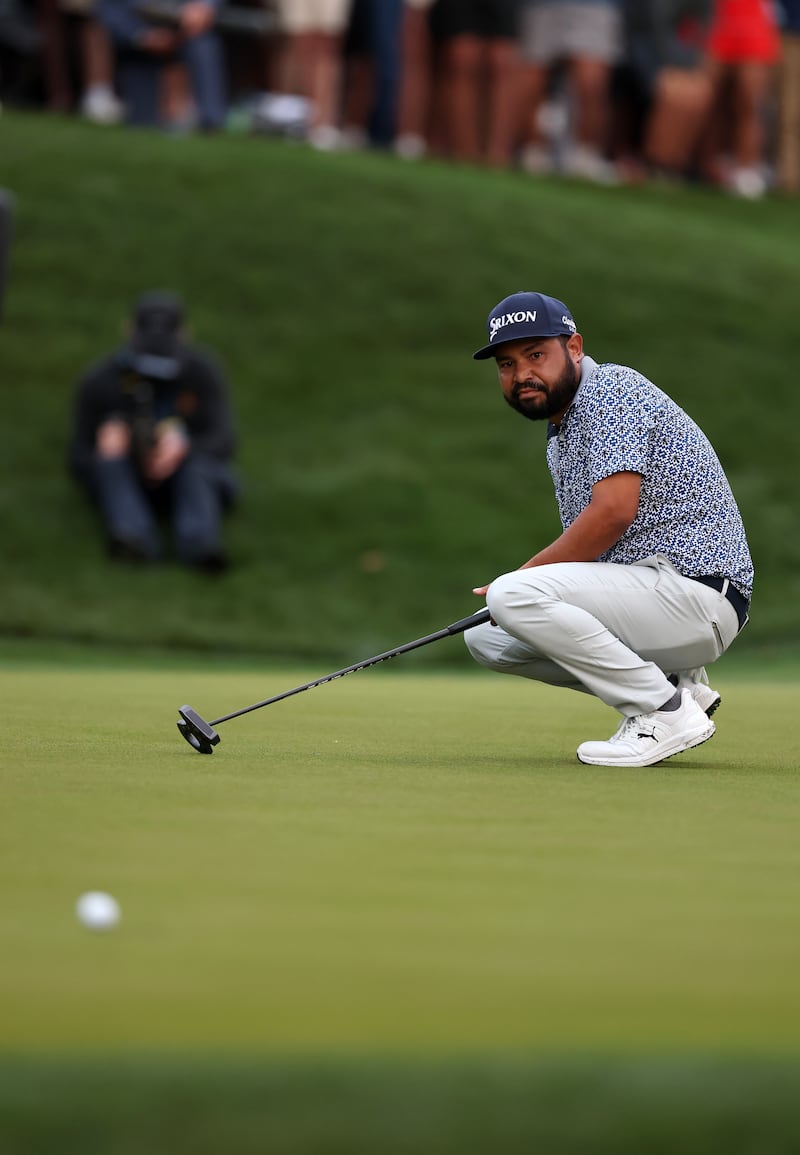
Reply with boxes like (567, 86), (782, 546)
(490, 309), (537, 341)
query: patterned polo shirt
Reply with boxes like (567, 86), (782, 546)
(545, 356), (754, 598)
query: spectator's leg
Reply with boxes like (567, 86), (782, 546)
(645, 67), (712, 177)
(394, 1), (433, 157)
(485, 35), (520, 167)
(117, 50), (163, 126)
(367, 0), (402, 145)
(79, 15), (123, 123)
(440, 34), (483, 162)
(169, 455), (233, 570)
(36, 0), (72, 110)
(569, 57), (611, 153)
(727, 60), (772, 197)
(697, 59), (732, 185)
(87, 457), (161, 560)
(341, 0), (373, 148)
(293, 29), (347, 145)
(516, 60), (551, 167)
(563, 55), (618, 180)
(778, 33), (800, 192)
(160, 59), (194, 127)
(734, 61), (771, 167)
(182, 29), (227, 130)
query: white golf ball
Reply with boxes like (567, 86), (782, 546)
(76, 891), (121, 932)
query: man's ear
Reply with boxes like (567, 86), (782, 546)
(567, 332), (583, 360)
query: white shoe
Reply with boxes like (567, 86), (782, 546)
(672, 667), (721, 718)
(577, 689), (715, 767)
(394, 133), (427, 161)
(563, 144), (618, 185)
(519, 143), (554, 175)
(728, 166), (767, 200)
(81, 86), (124, 125)
(308, 124), (342, 152)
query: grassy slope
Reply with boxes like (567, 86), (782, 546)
(2, 112), (799, 659)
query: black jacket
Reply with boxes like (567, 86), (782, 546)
(69, 342), (236, 479)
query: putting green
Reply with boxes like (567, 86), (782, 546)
(2, 661), (799, 1054)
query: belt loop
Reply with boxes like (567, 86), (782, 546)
(720, 578), (729, 598)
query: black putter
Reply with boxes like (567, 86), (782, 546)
(177, 608), (491, 753)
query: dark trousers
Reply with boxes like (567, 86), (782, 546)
(117, 31), (227, 129)
(83, 453), (237, 564)
(347, 0), (404, 145)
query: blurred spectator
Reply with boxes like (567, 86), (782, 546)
(96, 0), (227, 130)
(516, 0), (624, 181)
(704, 0), (780, 197)
(0, 0), (40, 105)
(272, 0), (353, 149)
(70, 291), (238, 572)
(428, 0), (522, 167)
(393, 0), (436, 158)
(620, 0), (712, 182)
(0, 0), (38, 53)
(776, 0), (800, 190)
(341, 0), (403, 148)
(60, 0), (124, 122)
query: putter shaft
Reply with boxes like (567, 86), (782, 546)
(209, 608), (491, 726)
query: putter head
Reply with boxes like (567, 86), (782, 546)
(177, 705), (220, 754)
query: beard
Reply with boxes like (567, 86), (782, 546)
(505, 350), (580, 422)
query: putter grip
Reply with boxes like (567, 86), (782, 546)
(446, 608), (491, 635)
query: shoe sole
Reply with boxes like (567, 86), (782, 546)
(577, 721), (716, 768)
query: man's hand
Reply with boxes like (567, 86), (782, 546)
(96, 419), (132, 459)
(143, 421), (189, 481)
(472, 584), (496, 624)
(138, 26), (180, 52)
(179, 1), (215, 37)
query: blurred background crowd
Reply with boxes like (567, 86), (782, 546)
(2, 0), (799, 198)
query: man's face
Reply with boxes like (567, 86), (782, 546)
(494, 334), (583, 424)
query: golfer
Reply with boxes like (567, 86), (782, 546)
(465, 291), (753, 767)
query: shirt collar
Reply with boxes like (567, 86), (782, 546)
(547, 354), (598, 439)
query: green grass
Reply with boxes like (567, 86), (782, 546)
(2, 657), (800, 1151)
(3, 660), (799, 1055)
(1, 111), (799, 659)
(2, 1053), (800, 1155)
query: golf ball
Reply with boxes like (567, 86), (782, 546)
(76, 891), (121, 932)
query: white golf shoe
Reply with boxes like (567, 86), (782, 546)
(577, 689), (716, 767)
(670, 667), (721, 718)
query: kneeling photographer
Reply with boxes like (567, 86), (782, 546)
(70, 290), (238, 572)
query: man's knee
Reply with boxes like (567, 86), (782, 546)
(464, 622), (503, 669)
(485, 569), (546, 629)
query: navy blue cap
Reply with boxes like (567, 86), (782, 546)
(473, 291), (577, 360)
(132, 290), (184, 357)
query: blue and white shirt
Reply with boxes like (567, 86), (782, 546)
(545, 357), (754, 599)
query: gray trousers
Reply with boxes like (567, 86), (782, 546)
(465, 555), (742, 717)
